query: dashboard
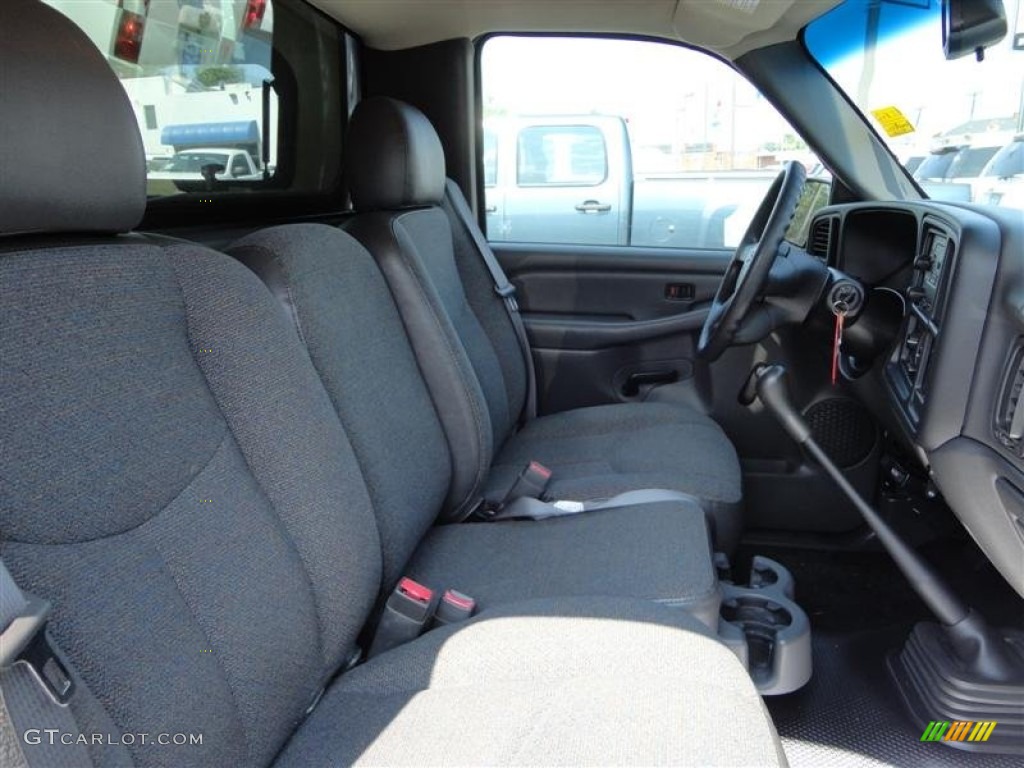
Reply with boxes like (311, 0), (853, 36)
(807, 202), (1024, 596)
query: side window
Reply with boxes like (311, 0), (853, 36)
(481, 36), (822, 249)
(517, 126), (607, 186)
(230, 154), (250, 177)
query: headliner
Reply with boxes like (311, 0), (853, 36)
(308, 0), (841, 59)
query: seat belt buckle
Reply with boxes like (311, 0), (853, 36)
(0, 596), (75, 705)
(502, 460), (552, 506)
(368, 578), (437, 658)
(433, 589), (476, 628)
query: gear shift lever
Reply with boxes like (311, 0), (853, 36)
(743, 363), (1020, 681)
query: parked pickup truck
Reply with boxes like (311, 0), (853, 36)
(149, 148), (263, 183)
(483, 115), (778, 249)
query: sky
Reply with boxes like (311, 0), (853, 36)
(481, 36), (801, 162)
(482, 6), (1024, 163)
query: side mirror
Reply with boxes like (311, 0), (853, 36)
(942, 0), (1007, 61)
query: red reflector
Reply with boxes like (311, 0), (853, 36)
(528, 461), (552, 480)
(397, 578), (433, 604)
(113, 10), (145, 63)
(443, 589), (476, 612)
(243, 0), (267, 30)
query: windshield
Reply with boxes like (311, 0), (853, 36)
(163, 152), (231, 172)
(805, 0), (1024, 210)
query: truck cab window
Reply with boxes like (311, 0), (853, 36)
(517, 126), (608, 186)
(481, 35), (822, 250)
(42, 0), (279, 198)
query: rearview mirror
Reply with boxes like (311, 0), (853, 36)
(942, 0), (1007, 60)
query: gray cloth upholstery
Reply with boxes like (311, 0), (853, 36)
(489, 402), (744, 550)
(343, 98), (744, 548)
(443, 180), (528, 429)
(1, 241), (381, 767)
(345, 212), (497, 519)
(227, 224), (451, 591)
(1, 10), (786, 764)
(0, 0), (145, 235)
(278, 597), (786, 767)
(345, 97), (447, 211)
(227, 224), (722, 617)
(408, 502), (720, 626)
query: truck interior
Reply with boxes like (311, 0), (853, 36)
(1, 0), (1023, 766)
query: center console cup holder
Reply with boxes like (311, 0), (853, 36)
(717, 556), (811, 695)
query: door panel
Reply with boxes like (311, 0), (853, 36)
(498, 241), (874, 537)
(494, 242), (731, 412)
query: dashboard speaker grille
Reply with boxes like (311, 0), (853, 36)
(804, 398), (877, 469)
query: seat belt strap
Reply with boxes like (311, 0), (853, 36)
(0, 559), (89, 767)
(443, 179), (537, 424)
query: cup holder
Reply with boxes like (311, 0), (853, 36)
(717, 557), (811, 695)
(721, 595), (794, 686)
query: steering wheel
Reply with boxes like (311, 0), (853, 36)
(697, 161), (807, 361)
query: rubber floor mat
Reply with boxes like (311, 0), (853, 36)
(766, 630), (1023, 767)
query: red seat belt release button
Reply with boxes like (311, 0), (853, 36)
(434, 589), (477, 627)
(501, 460), (553, 507)
(368, 578), (437, 658)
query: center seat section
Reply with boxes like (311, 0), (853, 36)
(1, 4), (787, 765)
(339, 97), (745, 552)
(229, 224), (721, 625)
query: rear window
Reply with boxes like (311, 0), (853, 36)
(984, 141), (1024, 179)
(914, 151), (957, 180)
(516, 125), (608, 186)
(42, 0), (345, 205)
(947, 147), (999, 180)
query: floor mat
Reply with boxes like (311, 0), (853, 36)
(766, 629), (1023, 767)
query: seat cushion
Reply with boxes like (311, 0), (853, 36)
(407, 501), (719, 626)
(276, 597), (786, 767)
(487, 402), (743, 550)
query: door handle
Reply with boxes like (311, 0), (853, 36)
(621, 369), (679, 397)
(485, 205), (497, 213)
(575, 200), (612, 214)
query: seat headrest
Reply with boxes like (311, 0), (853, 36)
(0, 0), (146, 236)
(345, 97), (446, 211)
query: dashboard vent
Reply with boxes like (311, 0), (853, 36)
(995, 340), (1024, 456)
(808, 216), (836, 260)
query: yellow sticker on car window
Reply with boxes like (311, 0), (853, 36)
(870, 106), (915, 137)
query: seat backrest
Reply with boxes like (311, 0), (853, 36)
(343, 97), (528, 511)
(0, 3), (382, 765)
(227, 224), (452, 590)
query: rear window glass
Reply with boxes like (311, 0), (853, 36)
(42, 0), (344, 204)
(915, 152), (957, 180)
(947, 147), (999, 179)
(984, 141), (1024, 178)
(43, 1), (275, 197)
